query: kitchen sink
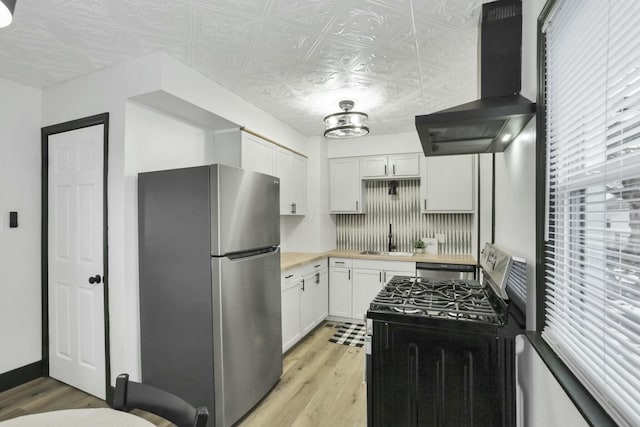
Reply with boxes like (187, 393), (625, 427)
(359, 250), (414, 257)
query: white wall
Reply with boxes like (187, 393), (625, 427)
(125, 102), (216, 175)
(493, 1), (589, 426)
(0, 78), (42, 374)
(41, 52), (320, 385)
(327, 131), (422, 158)
(494, 120), (536, 327)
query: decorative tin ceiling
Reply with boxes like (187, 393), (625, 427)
(0, 0), (482, 136)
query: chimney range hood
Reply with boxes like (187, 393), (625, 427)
(416, 0), (535, 157)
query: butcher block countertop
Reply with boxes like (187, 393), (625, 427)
(281, 250), (477, 272)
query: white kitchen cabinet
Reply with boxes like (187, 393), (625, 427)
(420, 154), (475, 212)
(360, 153), (421, 179)
(241, 132), (276, 176)
(277, 148), (307, 215)
(361, 156), (389, 178)
(390, 154), (421, 177)
(315, 266), (329, 322)
(299, 272), (316, 336)
(351, 259), (416, 322)
(352, 268), (384, 323)
(329, 258), (353, 318)
(281, 270), (302, 353)
(300, 261), (328, 335)
(281, 259), (328, 353)
(329, 158), (365, 213)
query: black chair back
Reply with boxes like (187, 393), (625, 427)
(113, 373), (208, 427)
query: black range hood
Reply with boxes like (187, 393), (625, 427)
(416, 0), (535, 157)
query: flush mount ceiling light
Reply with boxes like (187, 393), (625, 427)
(323, 100), (369, 138)
(0, 0), (16, 27)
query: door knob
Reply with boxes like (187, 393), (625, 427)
(88, 275), (102, 284)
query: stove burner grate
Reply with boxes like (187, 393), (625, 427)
(370, 276), (505, 325)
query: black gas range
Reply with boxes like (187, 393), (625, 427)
(366, 243), (527, 427)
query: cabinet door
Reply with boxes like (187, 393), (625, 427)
(276, 149), (307, 215)
(290, 154), (307, 214)
(242, 133), (276, 176)
(276, 149), (293, 214)
(361, 156), (389, 178)
(329, 158), (363, 213)
(352, 268), (384, 322)
(314, 268), (329, 323)
(281, 280), (301, 353)
(299, 275), (316, 335)
(421, 155), (475, 212)
(389, 153), (420, 178)
(329, 267), (352, 318)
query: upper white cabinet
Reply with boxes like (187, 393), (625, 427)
(361, 156), (388, 178)
(277, 148), (307, 215)
(240, 131), (307, 216)
(329, 158), (365, 214)
(241, 132), (276, 176)
(420, 154), (475, 212)
(361, 154), (421, 179)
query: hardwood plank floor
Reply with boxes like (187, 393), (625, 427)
(0, 323), (367, 426)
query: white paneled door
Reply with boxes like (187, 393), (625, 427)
(48, 124), (105, 399)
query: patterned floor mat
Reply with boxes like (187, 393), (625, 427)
(327, 322), (366, 348)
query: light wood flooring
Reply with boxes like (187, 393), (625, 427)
(0, 323), (366, 426)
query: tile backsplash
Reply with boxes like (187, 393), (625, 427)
(336, 180), (473, 254)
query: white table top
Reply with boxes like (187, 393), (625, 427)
(0, 408), (155, 427)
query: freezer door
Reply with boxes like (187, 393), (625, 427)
(211, 248), (283, 427)
(211, 164), (280, 255)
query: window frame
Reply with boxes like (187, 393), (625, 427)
(532, 1), (619, 426)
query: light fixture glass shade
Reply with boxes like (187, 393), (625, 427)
(324, 100), (369, 138)
(0, 0), (16, 28)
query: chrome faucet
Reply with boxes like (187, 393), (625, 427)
(388, 223), (397, 252)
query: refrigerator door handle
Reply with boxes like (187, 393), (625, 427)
(226, 246), (279, 261)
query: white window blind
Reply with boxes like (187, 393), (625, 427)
(542, 1), (640, 426)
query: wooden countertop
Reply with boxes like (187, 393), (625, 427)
(281, 250), (477, 271)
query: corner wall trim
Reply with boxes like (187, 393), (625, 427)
(0, 361), (44, 393)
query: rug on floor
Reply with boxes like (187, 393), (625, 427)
(328, 322), (365, 348)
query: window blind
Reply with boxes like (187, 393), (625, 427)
(542, 1), (640, 426)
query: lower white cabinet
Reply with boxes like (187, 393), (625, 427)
(329, 257), (416, 323)
(281, 271), (302, 352)
(351, 259), (416, 322)
(352, 269), (383, 323)
(329, 258), (353, 318)
(281, 259), (328, 353)
(314, 267), (329, 323)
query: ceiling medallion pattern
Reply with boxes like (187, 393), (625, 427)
(0, 0), (482, 136)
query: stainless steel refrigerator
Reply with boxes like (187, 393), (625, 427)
(138, 164), (282, 427)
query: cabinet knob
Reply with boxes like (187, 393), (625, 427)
(393, 164), (396, 175)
